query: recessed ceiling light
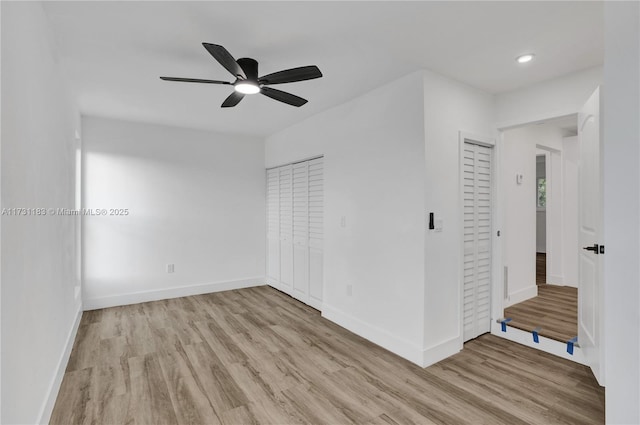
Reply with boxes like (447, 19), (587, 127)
(516, 54), (535, 64)
(235, 82), (261, 95)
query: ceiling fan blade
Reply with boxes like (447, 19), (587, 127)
(261, 87), (308, 107)
(202, 43), (246, 79)
(221, 91), (245, 108)
(259, 65), (322, 85)
(160, 77), (231, 85)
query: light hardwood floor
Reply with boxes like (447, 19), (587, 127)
(537, 253), (546, 285)
(51, 286), (603, 424)
(504, 285), (578, 343)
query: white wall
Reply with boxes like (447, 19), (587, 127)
(266, 70), (494, 367)
(82, 117), (265, 309)
(266, 72), (428, 364)
(603, 2), (640, 423)
(501, 126), (538, 305)
(502, 123), (575, 304)
(547, 149), (563, 285)
(495, 66), (602, 129)
(1, 3), (81, 423)
(422, 70), (494, 363)
(562, 136), (579, 288)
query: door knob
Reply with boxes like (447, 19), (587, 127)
(583, 244), (599, 254)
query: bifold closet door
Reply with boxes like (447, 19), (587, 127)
(266, 157), (323, 309)
(462, 142), (492, 342)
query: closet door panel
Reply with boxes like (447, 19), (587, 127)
(292, 162), (309, 300)
(475, 145), (492, 336)
(279, 165), (293, 292)
(308, 158), (323, 307)
(266, 168), (280, 284)
(462, 145), (477, 341)
(462, 143), (492, 342)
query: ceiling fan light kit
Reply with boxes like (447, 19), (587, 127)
(160, 43), (323, 108)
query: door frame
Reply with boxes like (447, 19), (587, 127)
(489, 113), (596, 365)
(535, 146), (563, 286)
(491, 115), (574, 328)
(458, 131), (496, 343)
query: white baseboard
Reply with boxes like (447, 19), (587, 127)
(422, 336), (462, 367)
(548, 274), (564, 285)
(266, 280), (323, 312)
(505, 285), (538, 307)
(491, 322), (586, 365)
(38, 306), (83, 424)
(84, 277), (265, 310)
(321, 304), (424, 366)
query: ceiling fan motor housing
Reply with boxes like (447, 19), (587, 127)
(237, 58), (259, 83)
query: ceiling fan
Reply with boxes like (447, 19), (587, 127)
(160, 43), (323, 108)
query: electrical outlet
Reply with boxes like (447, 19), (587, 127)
(340, 216), (346, 228)
(167, 263), (175, 273)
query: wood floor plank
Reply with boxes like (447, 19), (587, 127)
(128, 354), (179, 425)
(51, 286), (604, 425)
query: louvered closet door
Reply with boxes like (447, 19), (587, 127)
(266, 157), (323, 309)
(292, 162), (310, 301)
(307, 158), (324, 309)
(462, 142), (492, 342)
(279, 165), (293, 292)
(266, 168), (280, 284)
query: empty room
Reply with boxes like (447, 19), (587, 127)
(1, 1), (639, 424)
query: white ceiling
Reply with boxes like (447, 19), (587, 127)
(42, 1), (604, 137)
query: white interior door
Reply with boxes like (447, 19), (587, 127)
(462, 142), (493, 342)
(578, 87), (604, 385)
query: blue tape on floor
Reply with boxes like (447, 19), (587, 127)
(567, 336), (578, 355)
(532, 327), (541, 344)
(500, 318), (512, 332)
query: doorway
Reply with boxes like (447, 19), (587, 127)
(490, 88), (604, 385)
(536, 153), (547, 285)
(500, 115), (580, 343)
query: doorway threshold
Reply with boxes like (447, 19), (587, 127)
(491, 323), (587, 365)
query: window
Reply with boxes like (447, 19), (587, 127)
(537, 178), (547, 208)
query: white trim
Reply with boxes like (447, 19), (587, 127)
(422, 336), (461, 367)
(496, 112), (578, 132)
(84, 277), (265, 310)
(38, 306), (83, 425)
(306, 297), (323, 311)
(548, 274), (565, 285)
(459, 131), (495, 147)
(492, 133), (506, 332)
(491, 322), (586, 365)
(321, 304), (424, 366)
(504, 284), (538, 307)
